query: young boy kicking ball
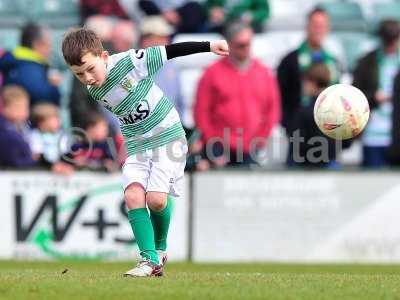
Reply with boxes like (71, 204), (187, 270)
(62, 28), (229, 277)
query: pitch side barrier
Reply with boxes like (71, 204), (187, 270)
(0, 170), (400, 263)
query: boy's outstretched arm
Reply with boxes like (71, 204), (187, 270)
(165, 40), (229, 59)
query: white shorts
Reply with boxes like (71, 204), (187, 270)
(122, 138), (187, 197)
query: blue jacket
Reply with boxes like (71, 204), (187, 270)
(0, 46), (60, 106)
(0, 115), (36, 168)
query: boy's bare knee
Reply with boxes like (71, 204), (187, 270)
(146, 192), (167, 212)
(124, 183), (146, 209)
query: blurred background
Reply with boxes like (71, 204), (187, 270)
(0, 0), (400, 263)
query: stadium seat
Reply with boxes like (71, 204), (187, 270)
(0, 0), (24, 27)
(253, 31), (304, 69)
(0, 29), (19, 51)
(23, 0), (80, 28)
(319, 1), (367, 31)
(49, 29), (69, 70)
(267, 0), (315, 30)
(58, 70), (73, 128)
(332, 32), (377, 71)
(353, 0), (390, 19)
(324, 34), (347, 70)
(369, 2), (400, 32)
(179, 68), (203, 128)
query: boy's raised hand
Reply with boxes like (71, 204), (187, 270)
(210, 40), (229, 56)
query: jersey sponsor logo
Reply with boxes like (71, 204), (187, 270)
(119, 100), (150, 125)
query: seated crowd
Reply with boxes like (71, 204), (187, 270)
(1, 1), (400, 173)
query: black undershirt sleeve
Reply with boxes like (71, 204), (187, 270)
(165, 42), (211, 60)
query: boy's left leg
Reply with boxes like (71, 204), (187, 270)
(146, 138), (187, 266)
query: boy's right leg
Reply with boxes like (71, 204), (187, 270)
(124, 183), (161, 277)
(147, 192), (172, 266)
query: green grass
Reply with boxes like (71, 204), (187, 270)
(1, 261), (400, 300)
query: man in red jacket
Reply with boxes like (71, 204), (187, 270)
(194, 22), (281, 168)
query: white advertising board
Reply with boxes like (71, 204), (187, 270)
(0, 172), (189, 261)
(193, 172), (400, 263)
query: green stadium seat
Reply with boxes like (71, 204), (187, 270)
(0, 29), (19, 50)
(0, 0), (19, 14)
(24, 0), (80, 28)
(58, 70), (73, 128)
(319, 1), (367, 31)
(332, 31), (377, 71)
(0, 0), (24, 27)
(370, 2), (400, 32)
(49, 29), (68, 70)
(373, 1), (400, 20)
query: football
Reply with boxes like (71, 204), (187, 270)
(314, 83), (370, 140)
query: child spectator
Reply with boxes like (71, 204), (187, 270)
(66, 112), (117, 172)
(0, 85), (35, 168)
(30, 103), (74, 175)
(292, 63), (346, 168)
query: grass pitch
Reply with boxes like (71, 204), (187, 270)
(1, 261), (400, 300)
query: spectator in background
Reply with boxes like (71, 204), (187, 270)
(79, 0), (129, 22)
(292, 63), (343, 168)
(138, 0), (206, 33)
(30, 103), (74, 175)
(389, 70), (400, 166)
(204, 0), (270, 33)
(65, 112), (118, 172)
(0, 85), (35, 168)
(84, 15), (116, 50)
(194, 22), (280, 169)
(110, 19), (138, 53)
(353, 20), (400, 168)
(139, 16), (184, 120)
(277, 7), (340, 167)
(0, 23), (61, 107)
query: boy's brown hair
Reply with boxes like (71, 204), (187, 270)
(304, 63), (331, 89)
(1, 85), (29, 107)
(31, 103), (59, 127)
(62, 28), (103, 66)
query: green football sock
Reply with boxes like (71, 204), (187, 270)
(150, 196), (173, 251)
(127, 208), (159, 264)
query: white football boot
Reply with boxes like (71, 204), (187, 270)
(123, 259), (163, 277)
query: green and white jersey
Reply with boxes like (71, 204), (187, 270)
(87, 46), (185, 156)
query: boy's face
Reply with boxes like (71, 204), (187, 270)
(303, 79), (320, 97)
(87, 120), (109, 142)
(70, 51), (108, 87)
(3, 99), (29, 125)
(39, 115), (60, 133)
